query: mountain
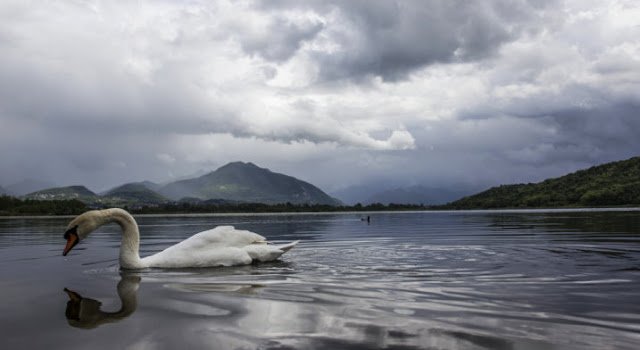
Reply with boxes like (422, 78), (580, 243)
(13, 162), (341, 207)
(160, 162), (341, 205)
(6, 179), (56, 196)
(0, 185), (8, 195)
(444, 156), (640, 209)
(366, 185), (470, 205)
(25, 186), (100, 202)
(102, 182), (168, 205)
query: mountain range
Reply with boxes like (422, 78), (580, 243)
(443, 156), (640, 209)
(7, 157), (640, 209)
(22, 162), (341, 207)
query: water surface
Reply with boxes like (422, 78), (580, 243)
(1, 210), (640, 349)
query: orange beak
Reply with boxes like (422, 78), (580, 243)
(63, 232), (79, 256)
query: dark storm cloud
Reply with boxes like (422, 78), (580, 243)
(454, 73), (640, 168)
(545, 103), (640, 161)
(256, 0), (557, 81)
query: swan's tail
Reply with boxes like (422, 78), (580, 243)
(245, 240), (300, 262)
(277, 240), (299, 252)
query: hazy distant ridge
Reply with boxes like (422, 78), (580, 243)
(365, 185), (469, 206)
(444, 156), (640, 209)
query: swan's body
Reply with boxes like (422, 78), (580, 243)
(63, 208), (298, 269)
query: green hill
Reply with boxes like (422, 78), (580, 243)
(25, 186), (100, 203)
(444, 156), (640, 209)
(102, 182), (168, 205)
(160, 162), (342, 205)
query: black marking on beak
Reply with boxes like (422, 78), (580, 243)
(64, 225), (78, 240)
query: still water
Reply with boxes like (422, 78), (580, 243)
(1, 209), (640, 349)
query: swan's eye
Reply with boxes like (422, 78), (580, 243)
(64, 225), (79, 240)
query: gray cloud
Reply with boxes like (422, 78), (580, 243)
(235, 16), (324, 62)
(258, 0), (558, 81)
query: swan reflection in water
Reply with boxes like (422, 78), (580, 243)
(61, 272), (517, 349)
(63, 274), (140, 329)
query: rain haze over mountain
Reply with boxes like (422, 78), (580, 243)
(1, 1), (639, 200)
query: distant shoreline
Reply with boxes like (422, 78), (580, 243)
(1, 207), (639, 219)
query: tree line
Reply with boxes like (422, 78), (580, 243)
(0, 195), (427, 216)
(0, 195), (88, 215)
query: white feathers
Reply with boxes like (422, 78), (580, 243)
(66, 209), (298, 269)
(142, 226), (291, 268)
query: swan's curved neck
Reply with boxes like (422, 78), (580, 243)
(101, 209), (145, 269)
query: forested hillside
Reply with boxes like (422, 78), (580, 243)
(444, 157), (640, 209)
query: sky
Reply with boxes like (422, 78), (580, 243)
(1, 0), (639, 195)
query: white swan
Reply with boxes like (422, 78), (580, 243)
(62, 208), (298, 269)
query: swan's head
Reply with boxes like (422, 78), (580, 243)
(63, 210), (103, 256)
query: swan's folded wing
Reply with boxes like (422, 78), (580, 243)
(159, 226), (266, 252)
(188, 226), (267, 247)
(143, 247), (253, 268)
(141, 226), (267, 268)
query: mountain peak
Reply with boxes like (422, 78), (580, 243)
(219, 161), (261, 170)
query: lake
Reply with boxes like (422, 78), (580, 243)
(1, 209), (639, 349)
